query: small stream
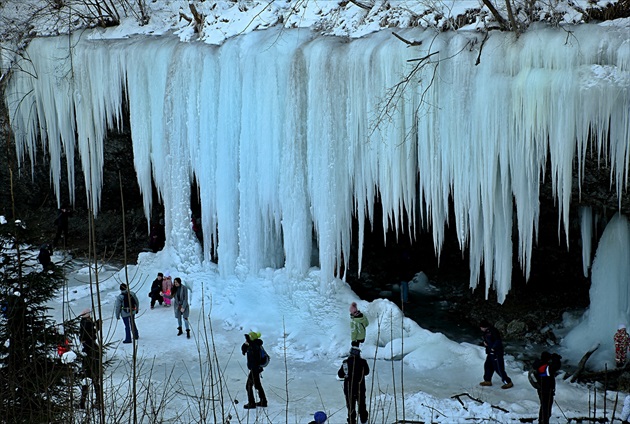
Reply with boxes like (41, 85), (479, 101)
(356, 276), (584, 377)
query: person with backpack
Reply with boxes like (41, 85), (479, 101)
(338, 346), (370, 424)
(349, 302), (369, 347)
(532, 351), (562, 424)
(241, 331), (268, 409)
(479, 319), (513, 389)
(114, 283), (139, 343)
(162, 277), (190, 338)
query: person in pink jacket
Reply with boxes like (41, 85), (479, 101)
(162, 274), (173, 307)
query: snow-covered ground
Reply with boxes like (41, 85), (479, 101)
(46, 248), (617, 423)
(2, 1), (629, 422)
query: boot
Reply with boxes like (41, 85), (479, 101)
(256, 400), (267, 407)
(177, 327), (183, 336)
(186, 329), (190, 339)
(243, 403), (256, 409)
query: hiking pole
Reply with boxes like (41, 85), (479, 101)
(554, 399), (567, 421)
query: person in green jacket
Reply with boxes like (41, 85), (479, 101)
(349, 302), (369, 347)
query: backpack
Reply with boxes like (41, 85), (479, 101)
(260, 346), (270, 368)
(122, 292), (138, 313)
(528, 369), (541, 390)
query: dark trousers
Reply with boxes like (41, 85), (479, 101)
(150, 293), (163, 307)
(122, 315), (139, 342)
(246, 370), (266, 405)
(54, 225), (68, 247)
(344, 387), (368, 424)
(80, 344), (102, 408)
(483, 352), (512, 384)
(537, 386), (555, 423)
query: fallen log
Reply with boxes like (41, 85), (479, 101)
(566, 343), (600, 383)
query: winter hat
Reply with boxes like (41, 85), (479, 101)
(349, 347), (361, 356)
(120, 283), (128, 291)
(157, 272), (163, 277)
(479, 319), (491, 329)
(349, 302), (358, 315)
(80, 308), (91, 317)
(619, 324), (627, 330)
(313, 411), (327, 423)
(248, 331), (261, 341)
(540, 351), (551, 363)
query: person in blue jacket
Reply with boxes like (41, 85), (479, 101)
(479, 319), (513, 389)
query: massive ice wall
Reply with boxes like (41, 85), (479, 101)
(4, 24), (630, 301)
(564, 213), (630, 367)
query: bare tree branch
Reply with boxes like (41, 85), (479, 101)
(481, 0), (510, 29)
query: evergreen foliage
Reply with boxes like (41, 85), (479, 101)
(0, 218), (80, 423)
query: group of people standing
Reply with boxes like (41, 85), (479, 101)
(114, 273), (191, 343)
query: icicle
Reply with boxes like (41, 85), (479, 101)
(4, 24), (629, 301)
(579, 206), (593, 277)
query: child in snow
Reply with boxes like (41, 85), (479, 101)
(615, 324), (630, 368)
(162, 274), (173, 307)
(349, 302), (369, 347)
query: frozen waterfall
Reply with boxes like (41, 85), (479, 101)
(4, 24), (629, 301)
(563, 213), (630, 366)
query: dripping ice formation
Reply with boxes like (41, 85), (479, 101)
(4, 24), (630, 302)
(564, 213), (630, 366)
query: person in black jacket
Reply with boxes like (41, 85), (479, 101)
(338, 347), (370, 424)
(149, 273), (164, 309)
(479, 320), (513, 389)
(532, 351), (562, 424)
(241, 331), (267, 409)
(37, 243), (53, 270)
(53, 206), (72, 248)
(79, 309), (101, 409)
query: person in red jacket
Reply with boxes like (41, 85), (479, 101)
(615, 324), (630, 368)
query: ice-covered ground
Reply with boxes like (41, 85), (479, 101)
(46, 248), (615, 423)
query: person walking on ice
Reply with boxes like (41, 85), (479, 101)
(162, 277), (190, 338)
(115, 283), (139, 344)
(479, 319), (513, 389)
(349, 302), (369, 347)
(241, 331), (268, 409)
